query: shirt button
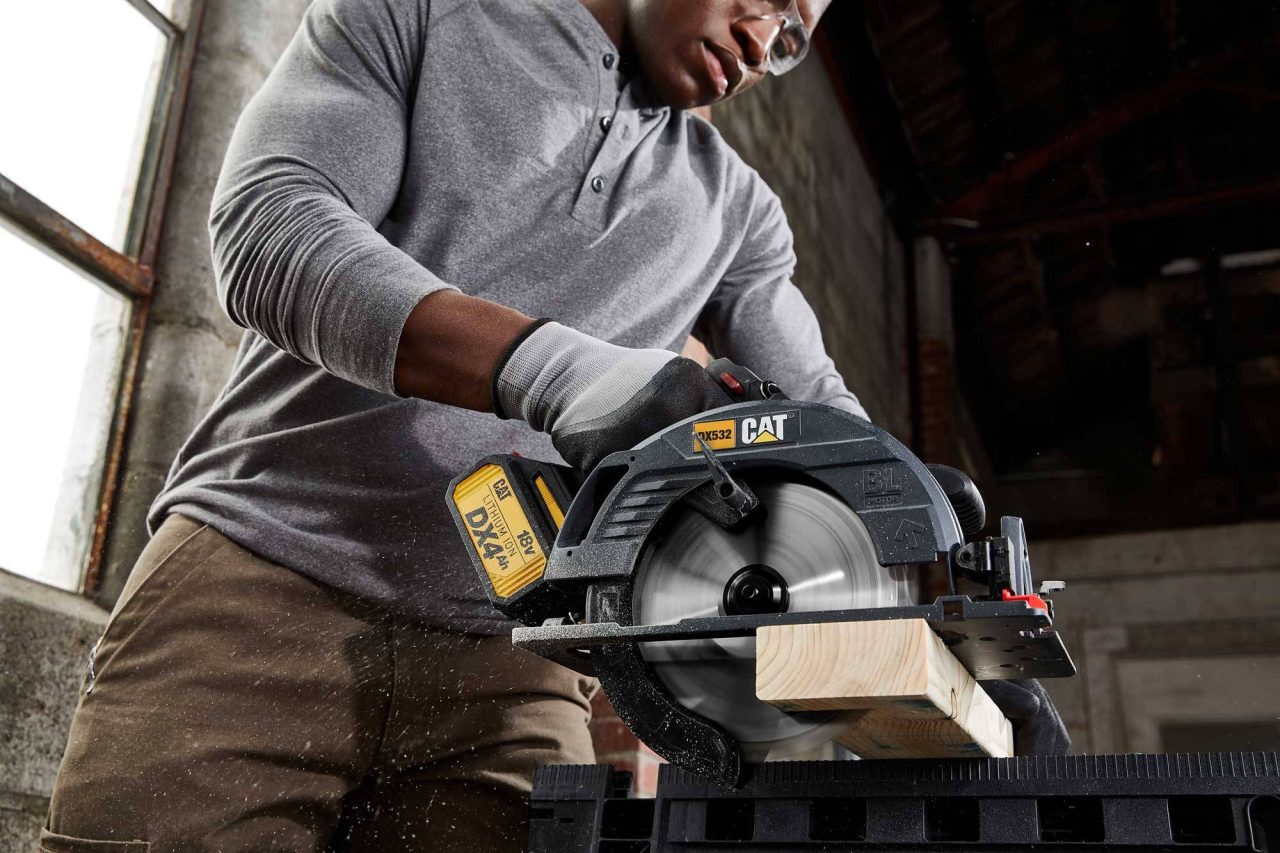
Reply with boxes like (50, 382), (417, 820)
(603, 53), (616, 70)
(591, 176), (605, 193)
(600, 115), (613, 132)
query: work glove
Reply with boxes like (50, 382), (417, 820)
(983, 679), (1071, 756)
(493, 320), (734, 471)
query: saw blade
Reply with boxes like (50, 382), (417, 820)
(632, 480), (913, 760)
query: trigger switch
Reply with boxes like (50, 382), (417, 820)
(718, 372), (744, 396)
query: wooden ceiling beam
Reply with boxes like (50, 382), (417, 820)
(925, 174), (1280, 245)
(941, 0), (1008, 173)
(933, 48), (1242, 220)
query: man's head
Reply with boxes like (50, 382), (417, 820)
(622, 0), (831, 110)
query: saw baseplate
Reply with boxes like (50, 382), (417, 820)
(514, 594), (1074, 681)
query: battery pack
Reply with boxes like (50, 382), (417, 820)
(447, 454), (580, 624)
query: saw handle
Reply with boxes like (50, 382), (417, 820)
(927, 464), (987, 538)
(706, 358), (789, 402)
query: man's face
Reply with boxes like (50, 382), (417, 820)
(625, 0), (829, 110)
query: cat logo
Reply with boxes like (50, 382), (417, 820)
(741, 413), (790, 445)
(691, 410), (800, 452)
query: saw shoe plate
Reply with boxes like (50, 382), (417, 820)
(632, 481), (913, 760)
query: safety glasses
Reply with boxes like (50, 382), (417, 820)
(750, 0), (811, 77)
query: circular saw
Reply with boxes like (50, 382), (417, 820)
(634, 480), (912, 761)
(448, 359), (1075, 787)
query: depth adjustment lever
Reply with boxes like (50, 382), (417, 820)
(682, 428), (760, 529)
(698, 434), (758, 516)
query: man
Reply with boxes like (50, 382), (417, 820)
(46, 0), (1066, 850)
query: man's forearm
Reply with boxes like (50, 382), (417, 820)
(393, 290), (536, 411)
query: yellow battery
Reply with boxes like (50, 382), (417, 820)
(452, 463), (546, 599)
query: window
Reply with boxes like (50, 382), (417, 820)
(0, 0), (206, 592)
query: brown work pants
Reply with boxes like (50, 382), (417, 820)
(44, 515), (596, 852)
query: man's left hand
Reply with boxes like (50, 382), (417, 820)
(983, 679), (1071, 756)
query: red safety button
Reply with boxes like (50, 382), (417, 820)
(1002, 588), (1049, 611)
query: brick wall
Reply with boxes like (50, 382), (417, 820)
(588, 692), (663, 797)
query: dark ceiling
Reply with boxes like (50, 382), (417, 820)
(819, 1), (1280, 534)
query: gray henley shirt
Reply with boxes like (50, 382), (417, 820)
(151, 0), (868, 634)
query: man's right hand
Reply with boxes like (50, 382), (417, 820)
(493, 321), (734, 471)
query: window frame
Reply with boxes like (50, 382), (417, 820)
(0, 0), (208, 595)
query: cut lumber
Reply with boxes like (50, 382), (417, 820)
(756, 619), (1013, 758)
(834, 706), (1008, 759)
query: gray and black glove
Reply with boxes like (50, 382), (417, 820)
(493, 320), (733, 471)
(983, 679), (1071, 756)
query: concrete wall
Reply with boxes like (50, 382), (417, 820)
(0, 3), (308, 849)
(0, 574), (106, 847)
(715, 62), (912, 437)
(95, 0), (312, 608)
(1035, 522), (1280, 754)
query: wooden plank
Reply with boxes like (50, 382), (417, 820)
(756, 619), (1013, 758)
(836, 703), (1008, 759)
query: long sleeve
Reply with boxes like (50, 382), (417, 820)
(209, 0), (453, 396)
(696, 181), (871, 421)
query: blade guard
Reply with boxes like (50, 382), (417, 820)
(547, 400), (966, 590)
(589, 583), (745, 787)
